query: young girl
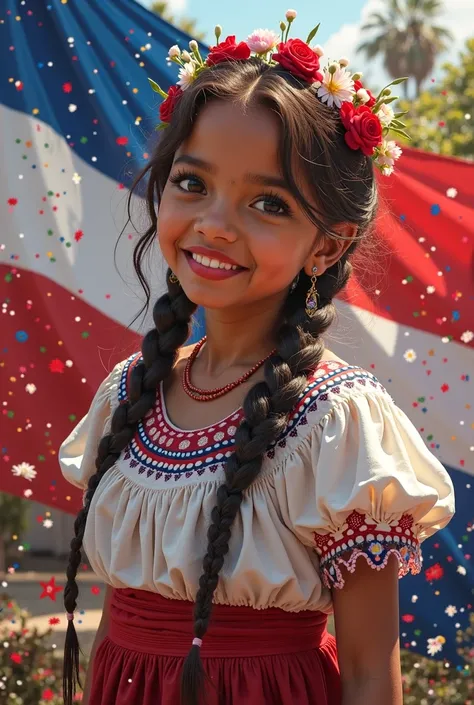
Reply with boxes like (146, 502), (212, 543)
(59, 12), (455, 705)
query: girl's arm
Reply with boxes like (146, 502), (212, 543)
(81, 584), (113, 705)
(332, 555), (403, 705)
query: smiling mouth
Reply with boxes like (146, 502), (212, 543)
(185, 250), (246, 271)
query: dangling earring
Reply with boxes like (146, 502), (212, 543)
(305, 266), (319, 317)
(169, 271), (179, 285)
(290, 273), (300, 293)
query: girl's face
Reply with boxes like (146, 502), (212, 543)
(158, 100), (320, 312)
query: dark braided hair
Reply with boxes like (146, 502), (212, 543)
(63, 57), (377, 705)
(62, 278), (197, 703)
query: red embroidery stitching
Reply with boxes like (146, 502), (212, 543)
(313, 510), (421, 589)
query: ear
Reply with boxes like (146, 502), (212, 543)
(303, 223), (358, 277)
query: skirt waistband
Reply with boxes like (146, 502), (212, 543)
(109, 588), (329, 658)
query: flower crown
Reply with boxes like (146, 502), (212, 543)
(149, 9), (410, 177)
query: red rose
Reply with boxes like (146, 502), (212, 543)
(340, 102), (382, 156)
(159, 85), (183, 124)
(353, 79), (376, 108)
(273, 38), (323, 84)
(206, 35), (251, 65)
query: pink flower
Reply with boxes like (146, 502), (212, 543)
(247, 29), (279, 54)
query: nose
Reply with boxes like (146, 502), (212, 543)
(193, 202), (238, 243)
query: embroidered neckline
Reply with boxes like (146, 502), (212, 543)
(118, 353), (387, 483)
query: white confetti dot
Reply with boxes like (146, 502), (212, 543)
(446, 187), (458, 198)
(68, 104), (77, 112)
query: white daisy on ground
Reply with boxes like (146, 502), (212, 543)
(445, 605), (457, 617)
(317, 66), (354, 108)
(177, 62), (197, 90)
(11, 462), (37, 481)
(43, 519), (54, 529)
(446, 187), (458, 198)
(72, 172), (82, 185)
(25, 383), (36, 394)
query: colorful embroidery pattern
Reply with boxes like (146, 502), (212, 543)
(118, 353), (388, 482)
(313, 510), (422, 589)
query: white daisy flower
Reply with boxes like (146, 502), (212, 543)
(25, 384), (36, 394)
(12, 462), (37, 481)
(461, 330), (474, 344)
(427, 636), (445, 656)
(445, 605), (457, 617)
(317, 66), (354, 108)
(43, 519), (54, 529)
(377, 103), (395, 127)
(177, 62), (197, 90)
(403, 349), (417, 362)
(375, 139), (402, 175)
(72, 172), (82, 185)
(446, 187), (458, 198)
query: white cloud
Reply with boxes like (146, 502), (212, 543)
(139, 0), (188, 13)
(321, 0), (473, 94)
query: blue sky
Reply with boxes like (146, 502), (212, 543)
(139, 0), (369, 48)
(138, 0), (473, 94)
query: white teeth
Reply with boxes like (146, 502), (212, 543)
(191, 252), (239, 270)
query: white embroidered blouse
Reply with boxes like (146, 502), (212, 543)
(59, 353), (455, 614)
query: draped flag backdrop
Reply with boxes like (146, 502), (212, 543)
(1, 0), (473, 670)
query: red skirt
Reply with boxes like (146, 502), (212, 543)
(89, 588), (341, 705)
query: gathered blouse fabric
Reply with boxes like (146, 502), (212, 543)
(59, 353), (455, 613)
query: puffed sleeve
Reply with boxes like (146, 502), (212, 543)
(59, 361), (123, 491)
(286, 389), (455, 590)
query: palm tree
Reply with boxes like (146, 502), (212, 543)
(358, 0), (453, 97)
(150, 1), (206, 42)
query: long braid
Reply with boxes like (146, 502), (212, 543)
(62, 271), (197, 705)
(180, 257), (352, 705)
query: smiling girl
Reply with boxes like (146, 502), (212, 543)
(60, 11), (454, 705)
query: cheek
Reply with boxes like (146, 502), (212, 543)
(157, 193), (186, 253)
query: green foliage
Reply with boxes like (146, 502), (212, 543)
(0, 594), (86, 704)
(358, 0), (453, 97)
(150, 1), (206, 42)
(0, 493), (30, 573)
(398, 38), (474, 158)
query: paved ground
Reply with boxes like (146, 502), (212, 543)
(2, 555), (336, 660)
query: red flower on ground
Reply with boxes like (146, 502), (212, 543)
(273, 38), (323, 84)
(159, 85), (183, 124)
(206, 35), (251, 65)
(49, 616), (61, 625)
(340, 102), (382, 156)
(10, 652), (23, 664)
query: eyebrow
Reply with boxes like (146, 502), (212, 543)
(173, 154), (290, 191)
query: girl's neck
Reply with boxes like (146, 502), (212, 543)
(199, 307), (280, 377)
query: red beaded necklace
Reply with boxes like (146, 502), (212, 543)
(182, 336), (275, 401)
